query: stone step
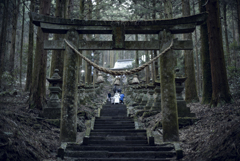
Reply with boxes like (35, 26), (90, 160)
(108, 151), (175, 158)
(91, 129), (146, 132)
(101, 114), (128, 117)
(66, 145), (174, 152)
(90, 132), (146, 137)
(95, 116), (133, 121)
(60, 102), (178, 161)
(94, 121), (134, 125)
(88, 136), (147, 141)
(101, 106), (126, 109)
(73, 158), (175, 161)
(100, 111), (127, 113)
(94, 125), (135, 129)
(87, 140), (148, 145)
(94, 126), (135, 130)
(100, 112), (127, 115)
(65, 151), (175, 159)
(94, 124), (135, 127)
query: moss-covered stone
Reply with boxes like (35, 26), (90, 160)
(45, 119), (61, 128)
(142, 111), (158, 118)
(135, 110), (146, 117)
(60, 29), (79, 142)
(159, 29), (179, 142)
(153, 121), (162, 131)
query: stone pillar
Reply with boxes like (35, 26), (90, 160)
(60, 29), (79, 142)
(159, 30), (179, 142)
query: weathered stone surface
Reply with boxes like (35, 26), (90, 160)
(44, 69), (62, 119)
(60, 29), (79, 142)
(135, 88), (148, 109)
(112, 26), (125, 49)
(159, 29), (179, 142)
(30, 12), (208, 34)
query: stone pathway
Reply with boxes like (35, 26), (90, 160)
(63, 102), (177, 160)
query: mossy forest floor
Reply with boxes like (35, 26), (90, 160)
(0, 85), (240, 161)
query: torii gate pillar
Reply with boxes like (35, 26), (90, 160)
(60, 29), (79, 142)
(159, 30), (179, 142)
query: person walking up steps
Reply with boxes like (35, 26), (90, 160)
(120, 93), (125, 104)
(108, 92), (111, 102)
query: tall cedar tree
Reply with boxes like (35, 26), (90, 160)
(192, 1), (200, 96)
(29, 0), (51, 110)
(20, 0), (25, 88)
(78, 0), (84, 83)
(9, 0), (20, 78)
(182, 0), (199, 103)
(206, 0), (232, 106)
(237, 0), (240, 45)
(199, 0), (212, 104)
(0, 0), (9, 86)
(50, 0), (68, 81)
(222, 1), (230, 66)
(25, 0), (34, 91)
(85, 0), (93, 84)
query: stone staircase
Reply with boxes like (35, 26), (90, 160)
(62, 102), (178, 160)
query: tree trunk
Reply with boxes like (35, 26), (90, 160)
(182, 0), (199, 103)
(9, 0), (20, 78)
(152, 0), (158, 81)
(50, 0), (68, 81)
(78, 0), (84, 83)
(20, 0), (25, 88)
(30, 0), (51, 110)
(135, 34), (139, 68)
(223, 1), (231, 66)
(145, 34), (150, 84)
(232, 9), (236, 43)
(85, 0), (92, 84)
(25, 0), (34, 91)
(232, 9), (236, 67)
(199, 0), (212, 104)
(237, 0), (240, 44)
(151, 50), (154, 82)
(0, 0), (9, 87)
(193, 1), (200, 97)
(206, 0), (232, 106)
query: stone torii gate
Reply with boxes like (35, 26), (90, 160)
(30, 12), (207, 143)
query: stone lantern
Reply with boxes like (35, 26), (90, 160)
(96, 72), (104, 84)
(150, 76), (161, 111)
(43, 69), (62, 119)
(114, 77), (121, 86)
(175, 77), (195, 117)
(132, 75), (140, 84)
